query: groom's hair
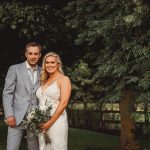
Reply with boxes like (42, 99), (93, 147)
(25, 42), (42, 52)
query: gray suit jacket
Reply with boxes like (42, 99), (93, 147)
(2, 62), (41, 125)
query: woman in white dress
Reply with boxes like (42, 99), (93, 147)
(36, 52), (71, 150)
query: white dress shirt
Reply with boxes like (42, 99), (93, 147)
(26, 61), (37, 84)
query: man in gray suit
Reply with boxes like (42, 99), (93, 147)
(3, 42), (42, 150)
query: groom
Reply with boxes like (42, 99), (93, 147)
(2, 42), (41, 150)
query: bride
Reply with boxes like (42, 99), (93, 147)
(36, 52), (71, 150)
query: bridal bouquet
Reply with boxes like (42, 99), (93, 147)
(22, 103), (52, 144)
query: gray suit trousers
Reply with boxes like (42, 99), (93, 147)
(7, 126), (39, 150)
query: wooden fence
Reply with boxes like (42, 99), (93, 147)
(0, 101), (149, 135)
(67, 101), (150, 134)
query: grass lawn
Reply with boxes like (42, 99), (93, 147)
(0, 120), (149, 150)
(68, 128), (119, 150)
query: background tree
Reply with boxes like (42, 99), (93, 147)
(64, 0), (150, 150)
(0, 0), (79, 105)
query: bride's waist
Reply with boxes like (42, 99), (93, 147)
(39, 101), (66, 116)
(39, 100), (59, 109)
(39, 99), (59, 105)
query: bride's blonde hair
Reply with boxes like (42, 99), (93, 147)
(40, 52), (64, 85)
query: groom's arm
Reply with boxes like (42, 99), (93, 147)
(2, 65), (17, 127)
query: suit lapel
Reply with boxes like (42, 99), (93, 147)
(19, 62), (30, 93)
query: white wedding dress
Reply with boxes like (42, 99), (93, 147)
(36, 81), (68, 150)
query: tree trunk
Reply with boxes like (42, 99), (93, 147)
(119, 88), (140, 150)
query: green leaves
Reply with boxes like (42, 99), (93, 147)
(124, 15), (136, 23)
(66, 60), (101, 101)
(65, 0), (150, 103)
(0, 1), (61, 40)
(22, 105), (52, 135)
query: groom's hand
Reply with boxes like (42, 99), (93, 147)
(6, 116), (16, 128)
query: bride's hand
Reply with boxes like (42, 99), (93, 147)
(40, 121), (52, 132)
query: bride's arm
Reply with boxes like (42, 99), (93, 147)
(41, 76), (71, 131)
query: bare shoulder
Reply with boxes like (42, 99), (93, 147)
(59, 75), (71, 84)
(62, 75), (70, 80)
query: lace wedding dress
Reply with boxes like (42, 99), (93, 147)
(36, 81), (68, 150)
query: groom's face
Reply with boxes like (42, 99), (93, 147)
(25, 46), (41, 68)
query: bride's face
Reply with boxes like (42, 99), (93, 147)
(45, 56), (59, 74)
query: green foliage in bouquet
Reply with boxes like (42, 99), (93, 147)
(22, 105), (52, 136)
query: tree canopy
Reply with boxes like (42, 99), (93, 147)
(64, 0), (150, 104)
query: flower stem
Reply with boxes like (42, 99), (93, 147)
(44, 132), (51, 145)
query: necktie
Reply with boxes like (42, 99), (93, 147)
(29, 69), (35, 84)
